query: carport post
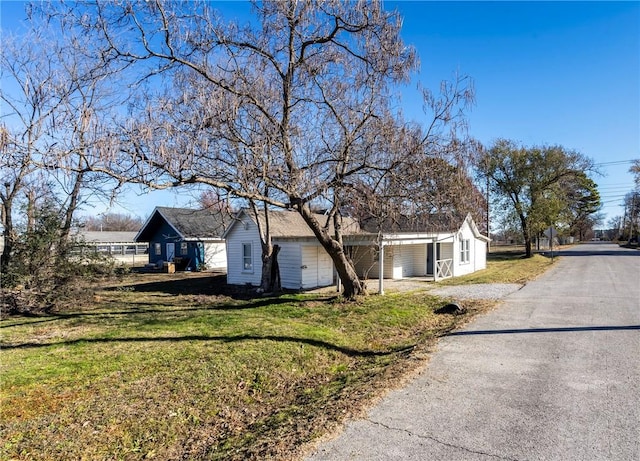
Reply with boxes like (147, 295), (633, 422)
(433, 241), (438, 282)
(378, 242), (385, 295)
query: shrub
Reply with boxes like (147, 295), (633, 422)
(1, 204), (120, 316)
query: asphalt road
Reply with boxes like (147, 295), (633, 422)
(305, 242), (640, 461)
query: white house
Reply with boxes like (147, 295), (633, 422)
(346, 213), (490, 293)
(224, 209), (490, 293)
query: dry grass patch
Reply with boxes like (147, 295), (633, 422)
(1, 274), (493, 461)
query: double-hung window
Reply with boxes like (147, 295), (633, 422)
(460, 239), (470, 264)
(242, 243), (253, 271)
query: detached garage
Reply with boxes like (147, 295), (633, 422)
(224, 209), (359, 290)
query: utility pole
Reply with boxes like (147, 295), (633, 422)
(631, 192), (637, 242)
(486, 173), (491, 252)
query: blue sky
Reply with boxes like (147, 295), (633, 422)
(392, 1), (639, 228)
(1, 1), (639, 228)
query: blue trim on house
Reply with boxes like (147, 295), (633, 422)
(142, 215), (206, 271)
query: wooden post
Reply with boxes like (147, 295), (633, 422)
(433, 242), (438, 282)
(378, 243), (385, 295)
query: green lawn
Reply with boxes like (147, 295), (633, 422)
(1, 274), (462, 460)
(1, 251), (556, 460)
(439, 252), (556, 285)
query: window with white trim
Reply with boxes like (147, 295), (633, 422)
(154, 242), (161, 256)
(242, 243), (253, 271)
(460, 239), (470, 264)
(180, 242), (188, 255)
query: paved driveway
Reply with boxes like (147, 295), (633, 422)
(305, 243), (640, 460)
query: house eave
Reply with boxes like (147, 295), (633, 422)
(135, 207), (186, 242)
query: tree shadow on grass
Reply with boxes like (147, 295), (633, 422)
(105, 273), (243, 296)
(0, 296), (306, 329)
(104, 272), (323, 300)
(1, 333), (416, 358)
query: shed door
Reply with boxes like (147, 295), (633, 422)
(302, 246), (333, 288)
(166, 243), (175, 261)
(317, 248), (333, 286)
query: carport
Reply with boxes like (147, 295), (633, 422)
(345, 232), (456, 295)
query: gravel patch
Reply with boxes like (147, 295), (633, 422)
(429, 283), (523, 300)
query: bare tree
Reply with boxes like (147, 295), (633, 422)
(349, 139), (485, 233)
(1, 11), (125, 280)
(39, 15), (129, 256)
(82, 213), (143, 232)
(622, 191), (640, 242)
(0, 30), (62, 275)
(49, 0), (475, 297)
(630, 159), (640, 188)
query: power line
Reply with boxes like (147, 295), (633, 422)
(594, 159), (637, 166)
(600, 186), (636, 190)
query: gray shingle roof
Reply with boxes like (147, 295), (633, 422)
(79, 231), (138, 243)
(360, 212), (467, 233)
(235, 209), (362, 238)
(136, 207), (233, 241)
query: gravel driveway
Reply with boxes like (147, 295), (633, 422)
(356, 279), (523, 300)
(428, 283), (523, 300)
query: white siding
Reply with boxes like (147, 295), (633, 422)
(204, 241), (227, 270)
(225, 219), (262, 287)
(453, 221), (482, 277)
(351, 246), (376, 278)
(316, 247), (334, 287)
(440, 242), (454, 260)
(409, 244), (427, 276)
(301, 246), (316, 289)
(300, 245), (333, 289)
(354, 244), (429, 280)
(277, 241), (303, 289)
(352, 246), (393, 279)
(368, 247), (394, 279)
(474, 237), (487, 272)
(382, 248), (394, 279)
(392, 244), (424, 279)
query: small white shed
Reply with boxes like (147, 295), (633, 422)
(224, 209), (360, 290)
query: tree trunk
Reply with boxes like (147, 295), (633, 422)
(297, 206), (365, 299)
(259, 244), (281, 293)
(269, 244), (281, 292)
(332, 249), (364, 299)
(58, 170), (84, 260)
(524, 234), (533, 258)
(1, 199), (14, 277)
(1, 233), (12, 277)
(518, 212), (533, 258)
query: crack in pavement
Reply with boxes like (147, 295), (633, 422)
(366, 417), (522, 461)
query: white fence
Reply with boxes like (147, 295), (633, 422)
(436, 258), (453, 279)
(76, 242), (149, 266)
